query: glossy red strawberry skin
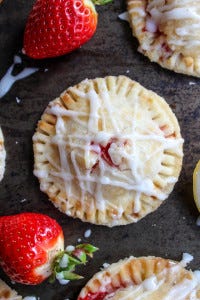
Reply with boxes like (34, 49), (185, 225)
(23, 0), (97, 59)
(0, 212), (64, 285)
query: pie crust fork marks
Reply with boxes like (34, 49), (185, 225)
(77, 256), (200, 300)
(33, 76), (183, 226)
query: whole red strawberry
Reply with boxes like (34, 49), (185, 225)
(23, 0), (102, 59)
(0, 213), (98, 285)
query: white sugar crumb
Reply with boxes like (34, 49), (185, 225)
(196, 215), (200, 226)
(126, 70), (130, 74)
(11, 281), (15, 284)
(20, 198), (27, 203)
(180, 253), (194, 267)
(152, 223), (157, 227)
(15, 141), (19, 144)
(14, 55), (22, 64)
(102, 263), (110, 269)
(16, 96), (21, 104)
(84, 229), (92, 238)
(56, 272), (70, 285)
(189, 81), (196, 85)
(118, 11), (129, 22)
(44, 68), (48, 72)
(65, 245), (75, 252)
(77, 238), (82, 242)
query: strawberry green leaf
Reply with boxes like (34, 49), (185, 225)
(50, 244), (98, 285)
(76, 244), (99, 256)
(62, 271), (83, 280)
(93, 0), (112, 5)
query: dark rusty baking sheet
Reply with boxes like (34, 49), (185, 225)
(0, 0), (200, 299)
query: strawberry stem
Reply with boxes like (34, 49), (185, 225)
(92, 0), (112, 5)
(49, 244), (98, 284)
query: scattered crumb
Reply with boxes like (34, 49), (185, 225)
(102, 263), (110, 269)
(15, 141), (19, 144)
(44, 68), (48, 72)
(11, 281), (15, 285)
(152, 223), (157, 227)
(20, 198), (27, 203)
(196, 215), (200, 226)
(126, 70), (130, 74)
(118, 11), (129, 22)
(180, 253), (193, 267)
(77, 238), (82, 243)
(16, 96), (21, 104)
(65, 245), (75, 252)
(189, 81), (196, 85)
(84, 229), (92, 238)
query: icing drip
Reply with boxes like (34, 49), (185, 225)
(118, 12), (129, 22)
(0, 55), (38, 98)
(40, 83), (183, 216)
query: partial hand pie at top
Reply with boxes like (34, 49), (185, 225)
(33, 76), (183, 227)
(127, 0), (200, 77)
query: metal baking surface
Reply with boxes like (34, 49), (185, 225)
(0, 1), (200, 299)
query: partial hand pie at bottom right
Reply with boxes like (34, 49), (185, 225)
(78, 256), (200, 299)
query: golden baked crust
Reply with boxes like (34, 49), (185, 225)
(0, 279), (22, 300)
(33, 75), (183, 226)
(78, 256), (200, 300)
(127, 0), (200, 77)
(0, 127), (6, 182)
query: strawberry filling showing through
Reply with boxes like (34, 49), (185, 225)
(79, 284), (126, 300)
(90, 138), (127, 170)
(79, 291), (108, 300)
(91, 141), (117, 168)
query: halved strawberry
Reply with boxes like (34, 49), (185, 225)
(0, 212), (98, 285)
(23, 0), (110, 59)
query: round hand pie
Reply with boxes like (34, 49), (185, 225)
(77, 256), (200, 300)
(0, 127), (6, 182)
(0, 279), (22, 300)
(33, 75), (183, 226)
(127, 0), (200, 77)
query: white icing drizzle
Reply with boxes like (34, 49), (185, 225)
(39, 83), (183, 216)
(0, 55), (38, 98)
(101, 255), (200, 300)
(118, 12), (129, 22)
(145, 1), (200, 51)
